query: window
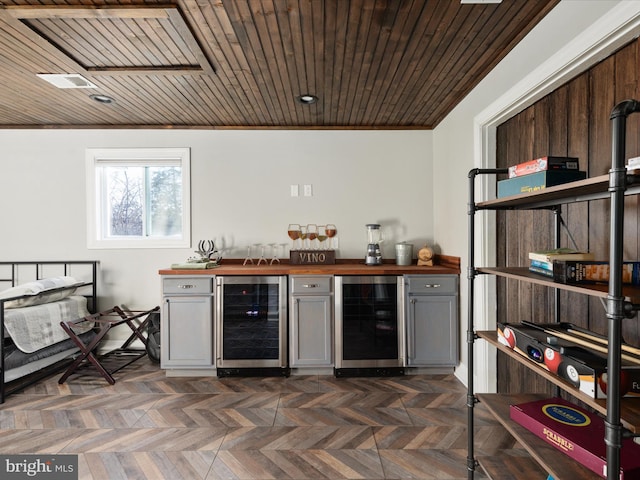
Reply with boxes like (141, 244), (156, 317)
(86, 148), (190, 249)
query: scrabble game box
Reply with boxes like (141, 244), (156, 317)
(510, 396), (640, 479)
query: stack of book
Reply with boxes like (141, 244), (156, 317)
(498, 156), (586, 198)
(528, 248), (595, 277)
(628, 156), (640, 172)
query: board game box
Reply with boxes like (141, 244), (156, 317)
(510, 396), (640, 479)
(497, 170), (586, 198)
(508, 156), (579, 178)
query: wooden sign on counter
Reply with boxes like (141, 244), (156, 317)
(290, 250), (336, 265)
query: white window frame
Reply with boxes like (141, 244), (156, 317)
(86, 147), (191, 249)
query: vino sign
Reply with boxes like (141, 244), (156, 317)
(290, 250), (336, 265)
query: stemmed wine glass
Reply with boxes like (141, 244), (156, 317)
(299, 225), (308, 250)
(317, 225), (328, 250)
(288, 224), (301, 250)
(270, 243), (281, 264)
(306, 224), (318, 249)
(243, 245), (254, 265)
(326, 224), (337, 249)
(257, 244), (268, 265)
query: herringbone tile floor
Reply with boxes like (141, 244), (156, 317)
(0, 359), (526, 479)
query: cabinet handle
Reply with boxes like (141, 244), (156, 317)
(178, 284), (195, 289)
(302, 284), (318, 288)
(407, 302), (414, 359)
(424, 284), (441, 288)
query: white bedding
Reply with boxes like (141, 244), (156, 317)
(3, 296), (92, 353)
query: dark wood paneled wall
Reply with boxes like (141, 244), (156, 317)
(495, 39), (640, 394)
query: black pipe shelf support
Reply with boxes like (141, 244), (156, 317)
(466, 168), (508, 479)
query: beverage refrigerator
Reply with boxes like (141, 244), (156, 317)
(215, 275), (289, 376)
(334, 275), (405, 376)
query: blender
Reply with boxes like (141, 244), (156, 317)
(365, 223), (383, 265)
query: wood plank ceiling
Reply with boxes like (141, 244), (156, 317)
(0, 0), (559, 129)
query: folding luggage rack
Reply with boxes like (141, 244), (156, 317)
(58, 305), (160, 385)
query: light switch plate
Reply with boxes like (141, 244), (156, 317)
(303, 184), (312, 197)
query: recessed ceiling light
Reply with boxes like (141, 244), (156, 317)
(37, 73), (97, 89)
(296, 94), (318, 105)
(89, 94), (115, 104)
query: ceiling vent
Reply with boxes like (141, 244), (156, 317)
(36, 73), (97, 89)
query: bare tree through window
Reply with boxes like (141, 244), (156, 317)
(105, 166), (182, 237)
(108, 167), (143, 236)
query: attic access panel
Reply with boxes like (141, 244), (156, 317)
(6, 5), (215, 75)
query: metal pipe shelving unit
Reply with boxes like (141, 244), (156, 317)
(466, 100), (640, 480)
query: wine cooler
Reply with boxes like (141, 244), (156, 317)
(334, 275), (405, 376)
(215, 275), (289, 376)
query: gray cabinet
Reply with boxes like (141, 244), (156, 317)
(405, 275), (458, 367)
(161, 276), (214, 368)
(289, 275), (333, 367)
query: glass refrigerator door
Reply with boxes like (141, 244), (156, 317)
(341, 281), (399, 360)
(221, 282), (281, 360)
(216, 275), (287, 370)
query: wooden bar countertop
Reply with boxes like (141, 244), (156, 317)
(159, 254), (460, 276)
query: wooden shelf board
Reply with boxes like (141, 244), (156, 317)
(476, 173), (640, 210)
(477, 393), (600, 480)
(476, 267), (640, 302)
(478, 454), (549, 480)
(478, 330), (640, 433)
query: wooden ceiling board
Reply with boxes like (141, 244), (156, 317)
(7, 5), (215, 74)
(428, 1), (553, 125)
(360, 1), (423, 125)
(185, 0), (272, 125)
(0, 0), (559, 128)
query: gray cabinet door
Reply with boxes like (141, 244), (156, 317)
(161, 295), (214, 367)
(290, 295), (333, 366)
(406, 294), (458, 366)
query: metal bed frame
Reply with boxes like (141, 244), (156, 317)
(0, 261), (98, 403)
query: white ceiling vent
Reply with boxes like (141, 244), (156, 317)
(36, 73), (97, 89)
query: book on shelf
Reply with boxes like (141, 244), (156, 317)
(171, 261), (219, 270)
(553, 260), (640, 285)
(529, 265), (554, 277)
(628, 156), (640, 170)
(508, 155), (579, 178)
(528, 259), (553, 277)
(528, 248), (595, 263)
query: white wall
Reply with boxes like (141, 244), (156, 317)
(433, 0), (636, 390)
(0, 129), (433, 310)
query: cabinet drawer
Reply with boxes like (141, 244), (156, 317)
(291, 276), (332, 294)
(405, 275), (458, 295)
(163, 277), (213, 294)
